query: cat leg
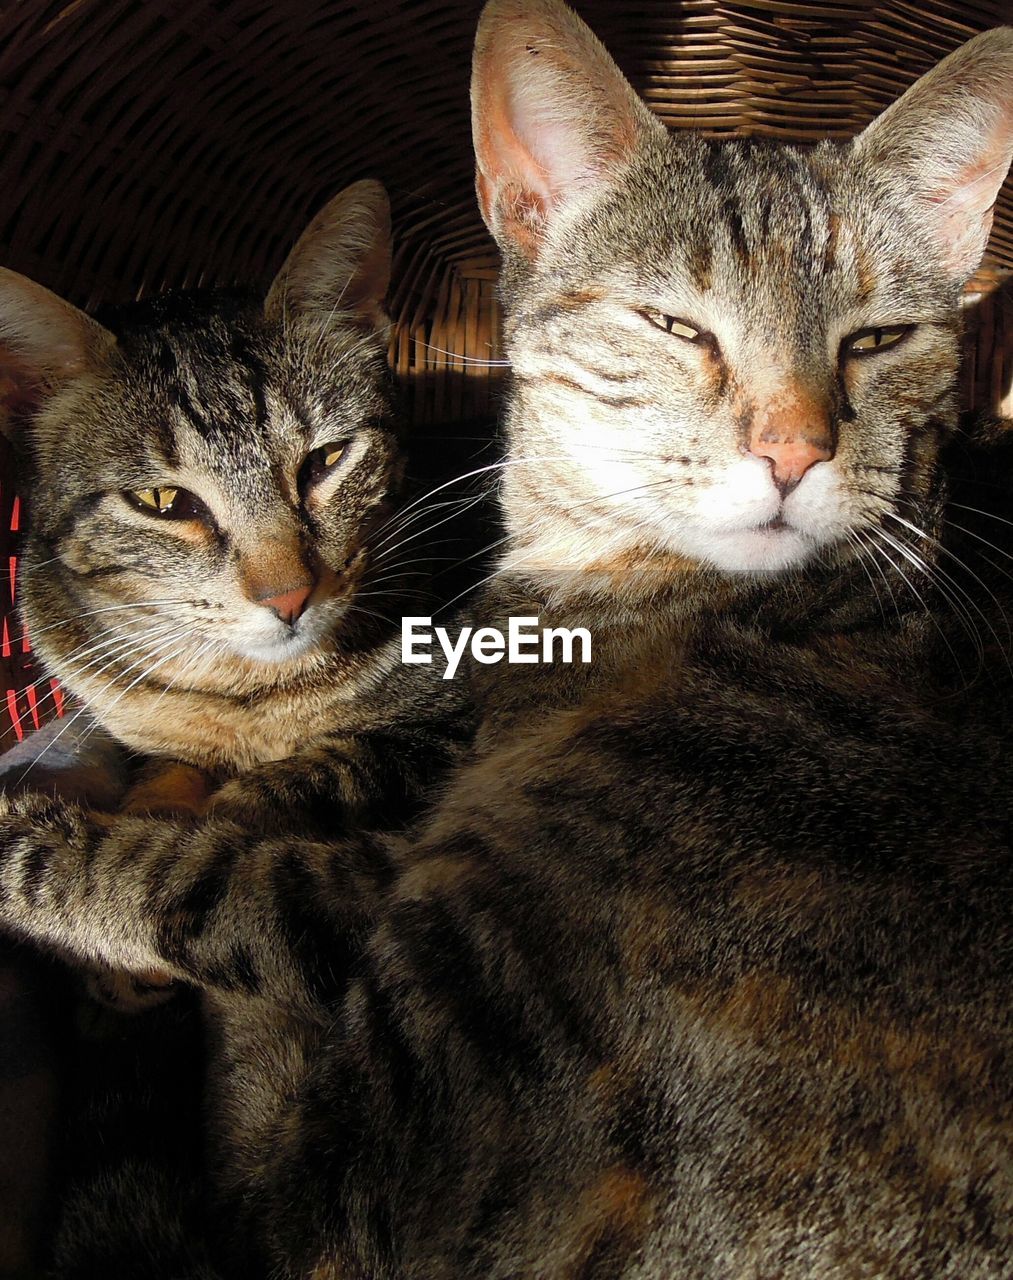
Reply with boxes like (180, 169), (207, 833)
(0, 744), (192, 1017)
(80, 961), (179, 1018)
(207, 719), (472, 837)
(0, 791), (392, 1010)
(80, 761), (216, 1016)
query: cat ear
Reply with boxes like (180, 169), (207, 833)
(0, 268), (115, 439)
(854, 26), (1013, 280)
(265, 179), (392, 332)
(471, 0), (664, 258)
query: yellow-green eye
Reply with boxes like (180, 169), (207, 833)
(642, 312), (703, 342)
(300, 441), (351, 492)
(125, 486), (204, 521)
(133, 487), (177, 513)
(844, 325), (913, 357)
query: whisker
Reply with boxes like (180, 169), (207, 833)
(845, 530), (889, 627)
(371, 487), (495, 546)
(0, 554), (65, 577)
(866, 526), (981, 684)
(854, 528), (905, 622)
(354, 587), (433, 603)
(6, 620), (184, 735)
(429, 476), (695, 616)
(431, 530), (513, 585)
(372, 489), (491, 553)
(367, 456), (598, 545)
(372, 493), (492, 565)
(884, 511), (1012, 661)
(345, 602), (399, 628)
(367, 555), (462, 577)
(947, 502), (1013, 532)
(66, 633), (201, 758)
(130, 634), (225, 728)
(942, 520), (1013, 580)
(4, 599), (194, 648)
(418, 343), (512, 368)
(16, 624), (198, 784)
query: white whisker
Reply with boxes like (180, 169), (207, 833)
(17, 624), (198, 785)
(5, 599), (193, 649)
(866, 526), (979, 683)
(419, 343), (512, 368)
(7, 620), (184, 735)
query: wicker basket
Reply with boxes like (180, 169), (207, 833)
(0, 0), (1010, 741)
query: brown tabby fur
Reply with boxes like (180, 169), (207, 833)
(0, 175), (473, 863)
(1, 180), (460, 776)
(0, 180), (471, 1272)
(1, 3), (1013, 1277)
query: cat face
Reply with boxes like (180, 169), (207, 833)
(0, 181), (402, 690)
(472, 1), (1013, 580)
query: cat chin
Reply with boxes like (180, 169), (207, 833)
(676, 524), (824, 574)
(229, 625), (335, 667)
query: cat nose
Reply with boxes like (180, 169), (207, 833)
(750, 433), (834, 495)
(258, 582), (313, 625)
(748, 392), (834, 496)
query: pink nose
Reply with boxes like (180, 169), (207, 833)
(749, 434), (833, 492)
(747, 384), (834, 495)
(749, 419), (835, 496)
(258, 583), (313, 625)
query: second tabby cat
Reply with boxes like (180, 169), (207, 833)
(0, 177), (471, 1269)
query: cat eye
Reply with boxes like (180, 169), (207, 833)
(299, 441), (350, 491)
(843, 326), (913, 358)
(125, 486), (205, 521)
(641, 311), (703, 343)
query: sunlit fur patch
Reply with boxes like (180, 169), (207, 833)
(496, 130), (961, 589)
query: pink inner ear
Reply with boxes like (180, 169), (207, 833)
(936, 135), (1012, 216)
(475, 59), (553, 217)
(473, 14), (644, 253)
(927, 140), (1010, 272)
(506, 67), (587, 194)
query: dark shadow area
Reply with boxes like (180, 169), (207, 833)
(961, 273), (1013, 418)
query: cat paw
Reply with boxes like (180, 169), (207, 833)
(0, 787), (78, 830)
(0, 792), (85, 920)
(81, 963), (177, 1017)
(206, 764), (327, 835)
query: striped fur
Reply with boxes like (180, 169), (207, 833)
(0, 180), (474, 1272)
(0, 175), (474, 891)
(1, 4), (1012, 1277)
(0, 179), (429, 775)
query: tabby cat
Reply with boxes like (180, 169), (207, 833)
(2, 3), (1013, 1276)
(0, 178), (470, 1269)
(0, 178), (467, 789)
(0, 174), (478, 855)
